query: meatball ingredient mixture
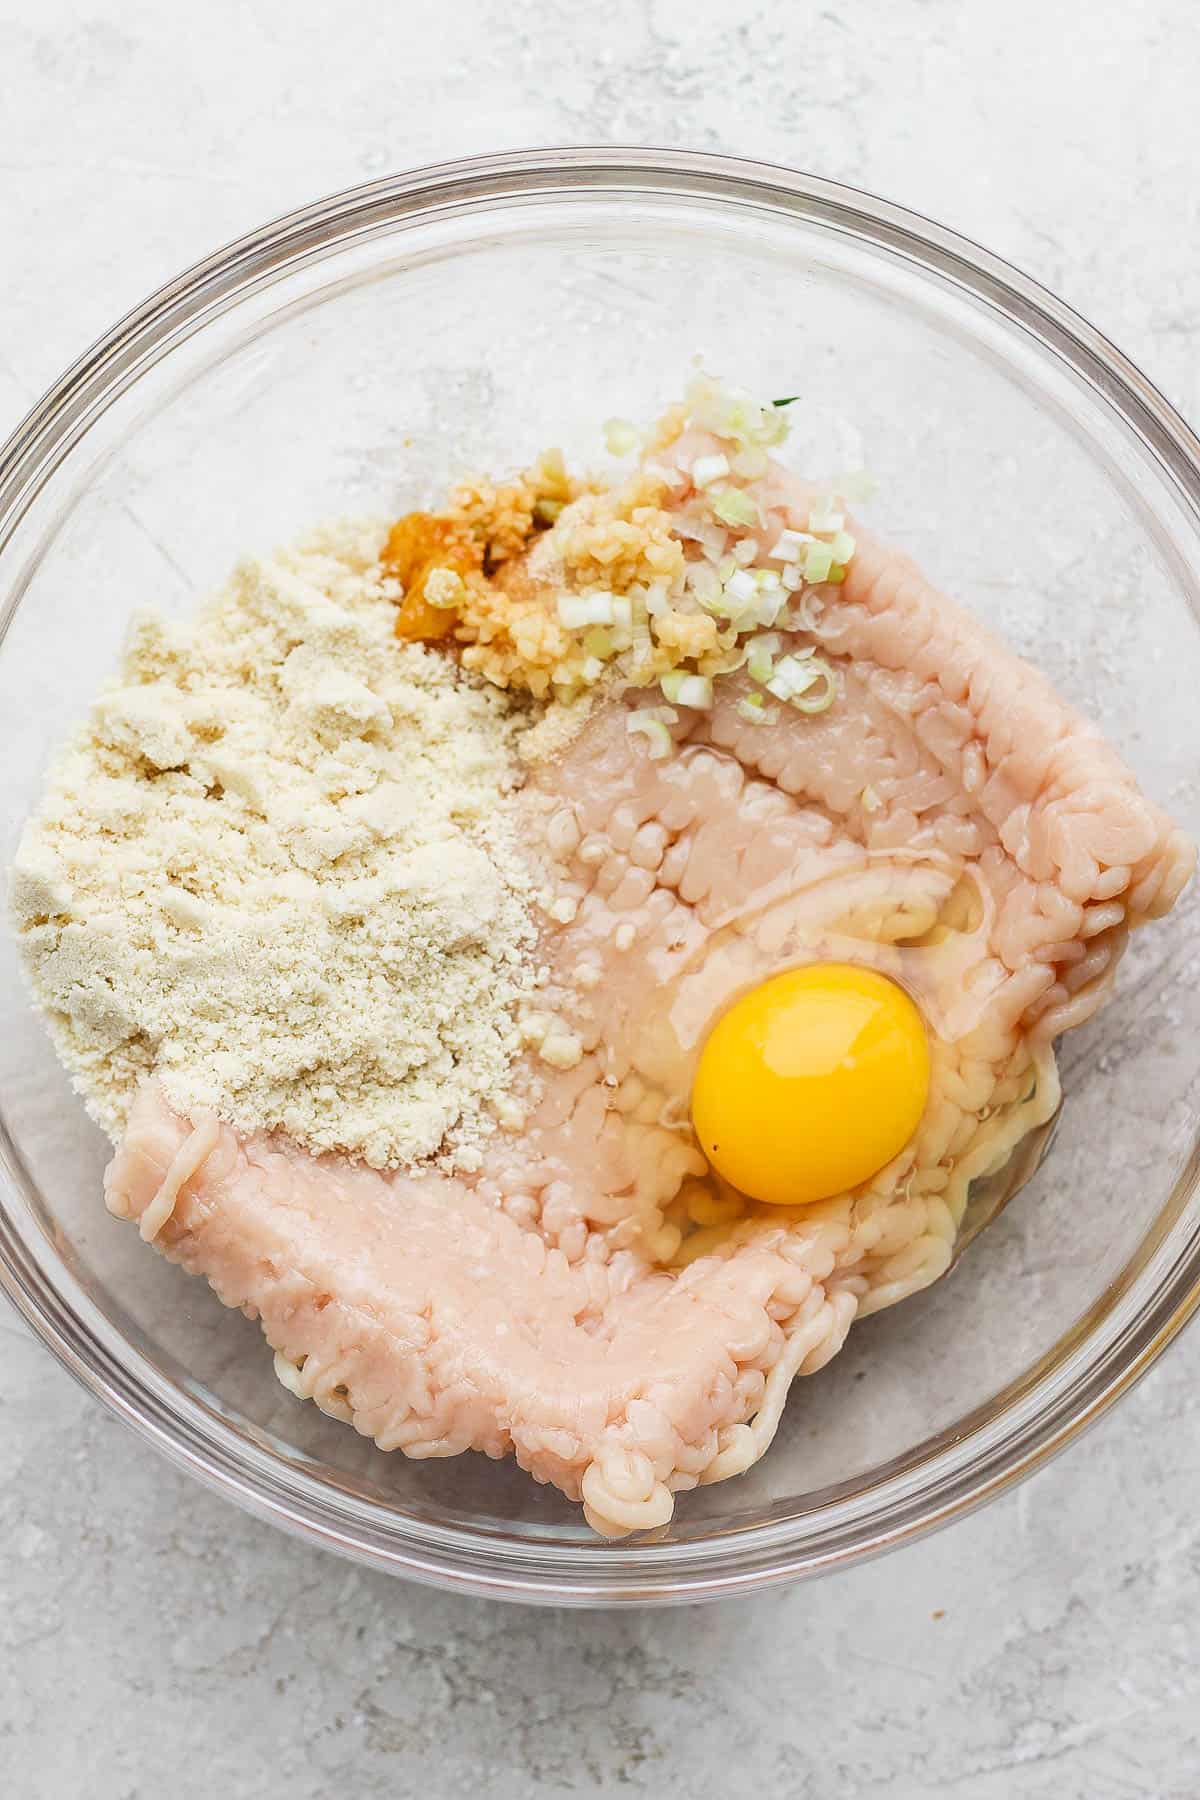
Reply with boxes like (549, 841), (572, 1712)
(15, 379), (1195, 1537)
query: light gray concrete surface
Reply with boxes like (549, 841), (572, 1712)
(2, 2), (1199, 1794)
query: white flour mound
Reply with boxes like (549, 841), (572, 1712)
(10, 521), (539, 1170)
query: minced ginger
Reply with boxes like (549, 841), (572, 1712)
(385, 449), (583, 651)
(383, 408), (700, 703)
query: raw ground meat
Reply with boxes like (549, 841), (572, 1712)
(104, 510), (1194, 1537)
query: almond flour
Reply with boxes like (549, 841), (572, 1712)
(10, 520), (540, 1170)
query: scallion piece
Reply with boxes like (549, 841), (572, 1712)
(661, 671), (714, 709)
(803, 541), (835, 584)
(765, 651), (824, 702)
(808, 498), (845, 534)
(626, 714), (673, 758)
(691, 452), (731, 488)
(770, 527), (813, 561)
(731, 446), (769, 480)
(787, 591), (824, 631)
(745, 633), (780, 684)
(712, 488), (760, 529)
(737, 693), (781, 724)
(788, 658), (838, 714)
(723, 569), (758, 606)
(686, 562), (723, 606)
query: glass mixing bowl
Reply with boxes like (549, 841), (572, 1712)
(2, 149), (1198, 1606)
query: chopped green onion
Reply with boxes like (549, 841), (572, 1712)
(672, 512), (708, 549)
(770, 528), (813, 561)
(765, 652), (824, 702)
(789, 658), (838, 714)
(661, 671), (714, 709)
(746, 633), (780, 684)
(626, 714), (673, 759)
(698, 600), (732, 623)
(712, 487), (760, 529)
(772, 395), (799, 408)
(691, 452), (730, 488)
(751, 572), (784, 626)
(604, 417), (641, 456)
(753, 594), (787, 629)
(724, 569), (758, 606)
(644, 458), (689, 493)
(737, 693), (781, 724)
(727, 606), (762, 634)
(685, 372), (791, 450)
(731, 446), (769, 480)
(685, 374), (747, 438)
(696, 590), (732, 618)
(803, 541), (835, 584)
(808, 498), (845, 534)
(788, 591), (824, 631)
(693, 520), (729, 561)
(724, 398), (755, 439)
(558, 591), (615, 629)
(686, 561), (722, 604)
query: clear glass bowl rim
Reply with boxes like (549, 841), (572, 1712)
(2, 146), (1198, 1607)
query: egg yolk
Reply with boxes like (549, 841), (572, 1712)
(690, 963), (931, 1207)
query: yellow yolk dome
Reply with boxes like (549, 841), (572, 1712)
(691, 963), (931, 1207)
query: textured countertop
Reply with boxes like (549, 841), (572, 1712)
(2, 2), (1199, 1794)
